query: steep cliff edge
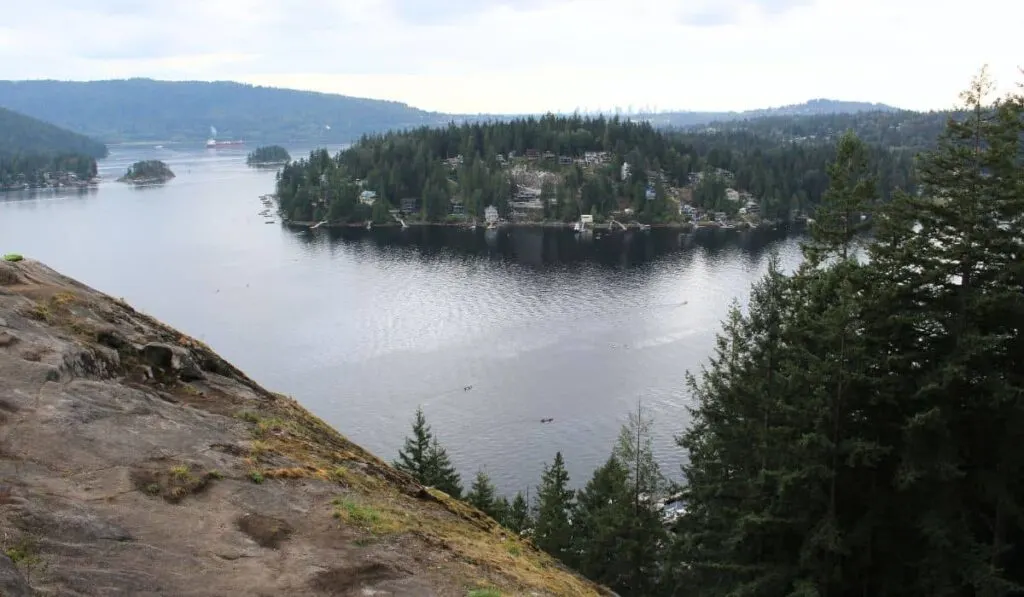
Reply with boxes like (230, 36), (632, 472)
(0, 259), (609, 597)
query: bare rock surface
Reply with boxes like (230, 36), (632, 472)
(0, 259), (609, 597)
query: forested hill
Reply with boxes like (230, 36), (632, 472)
(0, 79), (447, 144)
(637, 99), (901, 128)
(0, 106), (108, 158)
(276, 113), (916, 226)
(681, 109), (954, 151)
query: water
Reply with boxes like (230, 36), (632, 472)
(0, 144), (805, 495)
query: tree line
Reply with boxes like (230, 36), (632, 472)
(0, 153), (98, 189)
(275, 112), (918, 226)
(392, 69), (1024, 596)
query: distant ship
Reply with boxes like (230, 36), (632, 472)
(205, 138), (244, 148)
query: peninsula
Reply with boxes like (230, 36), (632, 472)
(0, 106), (105, 191)
(118, 159), (175, 184)
(246, 145), (291, 167)
(275, 115), (915, 230)
(0, 257), (608, 596)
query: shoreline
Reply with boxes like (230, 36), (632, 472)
(280, 218), (792, 232)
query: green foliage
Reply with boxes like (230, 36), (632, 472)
(533, 452), (574, 566)
(669, 68), (1024, 597)
(246, 145), (291, 166)
(466, 469), (501, 519)
(119, 160), (175, 183)
(466, 589), (502, 597)
(393, 407), (463, 498)
(0, 106), (107, 157)
(3, 253), (23, 262)
(502, 492), (532, 535)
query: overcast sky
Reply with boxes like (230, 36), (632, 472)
(2, 0), (1020, 114)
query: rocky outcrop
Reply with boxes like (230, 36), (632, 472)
(0, 258), (610, 596)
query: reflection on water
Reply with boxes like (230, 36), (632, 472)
(0, 144), (806, 494)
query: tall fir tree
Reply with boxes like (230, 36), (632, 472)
(533, 452), (575, 565)
(503, 491), (532, 535)
(466, 469), (500, 519)
(394, 407), (463, 499)
(424, 438), (463, 499)
(393, 407), (432, 482)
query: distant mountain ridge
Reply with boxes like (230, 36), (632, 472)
(0, 78), (903, 145)
(633, 99), (901, 129)
(0, 78), (448, 145)
(0, 106), (108, 158)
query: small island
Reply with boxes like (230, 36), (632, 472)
(118, 160), (175, 184)
(246, 145), (291, 167)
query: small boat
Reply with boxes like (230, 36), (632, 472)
(639, 224), (651, 231)
(265, 221), (275, 224)
(366, 221), (373, 230)
(573, 222), (582, 233)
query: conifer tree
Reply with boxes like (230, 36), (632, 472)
(424, 438), (463, 499)
(503, 491), (532, 535)
(533, 452), (574, 565)
(466, 469), (500, 519)
(393, 407), (432, 481)
(394, 407), (463, 499)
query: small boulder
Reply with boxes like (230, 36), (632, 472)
(140, 343), (205, 381)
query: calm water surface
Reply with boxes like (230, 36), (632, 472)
(0, 144), (805, 494)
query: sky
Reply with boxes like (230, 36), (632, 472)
(1, 0), (1021, 114)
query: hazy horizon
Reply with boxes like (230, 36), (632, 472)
(2, 0), (1021, 114)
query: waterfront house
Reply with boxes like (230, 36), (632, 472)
(725, 188), (741, 203)
(484, 205), (499, 224)
(621, 162), (631, 180)
(525, 149), (540, 160)
(558, 155), (573, 165)
(359, 190), (378, 206)
(450, 199), (466, 216)
(645, 185), (656, 201)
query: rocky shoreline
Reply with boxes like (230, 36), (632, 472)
(0, 258), (609, 596)
(282, 218), (790, 232)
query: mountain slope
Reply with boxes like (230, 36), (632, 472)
(0, 106), (108, 158)
(0, 79), (448, 145)
(0, 258), (609, 597)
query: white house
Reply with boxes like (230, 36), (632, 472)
(621, 162), (632, 180)
(359, 190), (378, 205)
(484, 205), (499, 224)
(725, 188), (741, 203)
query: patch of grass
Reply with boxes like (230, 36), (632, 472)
(170, 464), (193, 481)
(506, 543), (522, 557)
(236, 410), (260, 423)
(208, 469), (224, 480)
(249, 440), (270, 459)
(248, 470), (265, 484)
(130, 464), (218, 504)
(253, 416), (288, 439)
(52, 291), (77, 307)
(27, 303), (53, 322)
(331, 497), (403, 535)
(2, 253), (23, 262)
(467, 589), (502, 597)
(5, 536), (44, 584)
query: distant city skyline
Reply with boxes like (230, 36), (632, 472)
(3, 0), (1021, 115)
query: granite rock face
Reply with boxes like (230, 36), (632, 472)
(0, 259), (609, 597)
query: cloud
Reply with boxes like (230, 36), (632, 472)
(0, 0), (1020, 113)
